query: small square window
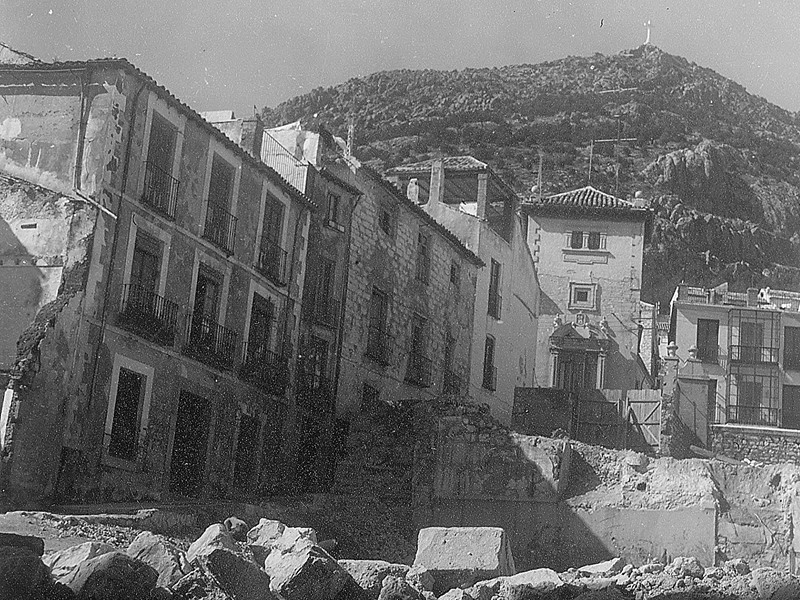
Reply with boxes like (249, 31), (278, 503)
(569, 283), (597, 310)
(587, 232), (601, 249)
(379, 207), (393, 236)
(570, 231), (584, 249)
(449, 261), (461, 287)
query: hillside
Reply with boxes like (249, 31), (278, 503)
(262, 45), (800, 306)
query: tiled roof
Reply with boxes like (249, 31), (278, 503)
(387, 156), (489, 173)
(535, 185), (634, 209)
(0, 58), (312, 209)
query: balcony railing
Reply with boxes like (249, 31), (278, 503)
(726, 404), (780, 427)
(488, 292), (502, 319)
(365, 325), (392, 365)
(729, 345), (779, 364)
(482, 365), (498, 391)
(141, 161), (179, 219)
(255, 241), (287, 286)
(443, 369), (463, 396)
(239, 343), (289, 395)
(405, 352), (432, 387)
(117, 284), (179, 346)
(314, 297), (339, 328)
(203, 201), (237, 254)
(183, 313), (238, 370)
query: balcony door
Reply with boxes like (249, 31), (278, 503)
(554, 351), (598, 392)
(247, 294), (275, 361)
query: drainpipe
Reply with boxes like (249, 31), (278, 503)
(86, 75), (148, 412)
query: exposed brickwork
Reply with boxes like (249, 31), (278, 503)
(711, 425), (800, 463)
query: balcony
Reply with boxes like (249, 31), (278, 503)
(726, 404), (780, 427)
(117, 284), (179, 346)
(313, 297), (339, 328)
(405, 352), (432, 387)
(239, 343), (289, 395)
(482, 365), (497, 391)
(256, 241), (287, 286)
(729, 345), (779, 364)
(488, 292), (502, 319)
(141, 161), (179, 219)
(183, 313), (238, 370)
(365, 326), (392, 365)
(203, 202), (237, 254)
(443, 369), (463, 395)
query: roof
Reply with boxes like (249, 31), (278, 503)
(358, 164), (484, 267)
(523, 185), (651, 220)
(0, 57), (313, 210)
(388, 156), (489, 173)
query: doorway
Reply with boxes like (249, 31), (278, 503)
(169, 391), (211, 497)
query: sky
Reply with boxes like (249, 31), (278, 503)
(2, 0), (799, 118)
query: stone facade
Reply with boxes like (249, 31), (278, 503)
(711, 424), (800, 463)
(0, 57), (312, 502)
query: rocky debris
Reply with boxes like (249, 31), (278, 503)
(412, 527), (515, 594)
(665, 555), (705, 578)
(201, 547), (275, 600)
(186, 524), (237, 564)
(750, 567), (800, 600)
(44, 541), (116, 581)
(405, 565), (434, 593)
(62, 550), (159, 599)
(126, 530), (190, 587)
(223, 516), (249, 543)
(339, 559), (410, 599)
(377, 575), (424, 600)
(577, 557), (625, 577)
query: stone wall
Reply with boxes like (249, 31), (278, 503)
(711, 424), (800, 464)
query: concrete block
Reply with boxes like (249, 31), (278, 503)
(412, 527), (515, 594)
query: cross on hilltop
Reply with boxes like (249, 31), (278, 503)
(644, 20), (653, 45)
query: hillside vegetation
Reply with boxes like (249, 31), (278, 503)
(262, 45), (800, 306)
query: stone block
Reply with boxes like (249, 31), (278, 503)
(203, 547), (275, 600)
(263, 537), (353, 600)
(412, 527), (514, 594)
(126, 531), (189, 587)
(339, 559), (410, 600)
(186, 523), (237, 564)
(63, 551), (158, 599)
(45, 541), (116, 582)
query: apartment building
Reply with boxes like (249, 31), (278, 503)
(386, 157), (540, 424)
(0, 50), (311, 502)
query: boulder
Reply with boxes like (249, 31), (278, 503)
(0, 545), (53, 600)
(578, 557), (625, 577)
(639, 563), (664, 574)
(45, 542), (116, 582)
(202, 548), (275, 600)
(186, 524), (237, 564)
(126, 531), (189, 587)
(405, 566), (434, 593)
(263, 537), (352, 600)
(247, 519), (286, 546)
(412, 527), (514, 594)
(63, 551), (158, 599)
(500, 568), (564, 597)
(438, 590), (474, 600)
(666, 556), (704, 579)
(725, 558), (750, 575)
(0, 533), (45, 556)
(377, 575), (423, 600)
(339, 560), (410, 600)
(224, 516), (250, 542)
(250, 523), (318, 564)
(751, 567), (800, 600)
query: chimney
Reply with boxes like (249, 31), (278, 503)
(476, 172), (488, 219)
(747, 288), (759, 307)
(407, 178), (420, 204)
(429, 159), (445, 205)
(241, 116), (265, 160)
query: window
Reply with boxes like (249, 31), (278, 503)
(327, 192), (341, 224)
(379, 206), (394, 236)
(785, 327), (800, 370)
(482, 336), (497, 391)
(314, 260), (336, 326)
(300, 336), (329, 391)
(366, 288), (390, 364)
(569, 283), (597, 311)
(740, 321), (765, 362)
(415, 232), (430, 284)
(443, 334), (460, 395)
(256, 196), (286, 284)
(784, 385), (800, 429)
(406, 314), (430, 386)
(262, 196), (284, 246)
(449, 261), (461, 288)
(108, 367), (145, 460)
(194, 266), (221, 320)
(204, 155), (237, 252)
(587, 231), (601, 250)
(488, 259), (502, 318)
(143, 114), (179, 218)
(130, 231), (161, 294)
(570, 231), (584, 249)
(259, 403), (286, 488)
(696, 319), (719, 362)
(247, 294), (275, 359)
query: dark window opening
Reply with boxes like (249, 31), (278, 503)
(449, 261), (461, 288)
(108, 367), (145, 460)
(379, 207), (393, 235)
(570, 231), (584, 249)
(482, 336), (497, 390)
(416, 232), (430, 284)
(587, 231), (601, 250)
(488, 259), (502, 318)
(327, 192), (341, 224)
(785, 327), (800, 370)
(233, 415), (259, 487)
(696, 319), (719, 362)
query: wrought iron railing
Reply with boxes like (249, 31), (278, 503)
(482, 365), (498, 391)
(365, 325), (392, 365)
(261, 132), (309, 193)
(141, 161), (179, 219)
(203, 201), (237, 254)
(729, 345), (779, 364)
(405, 352), (432, 387)
(726, 404), (780, 427)
(118, 284), (179, 346)
(255, 241), (287, 285)
(239, 343), (289, 394)
(184, 313), (238, 370)
(488, 292), (502, 319)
